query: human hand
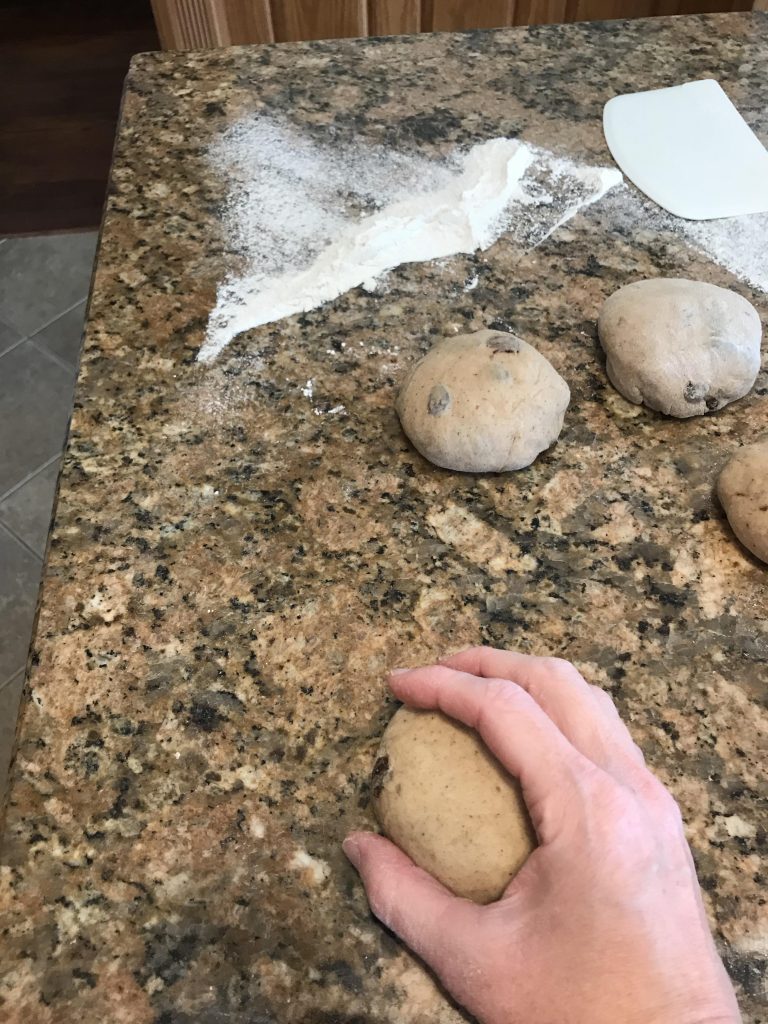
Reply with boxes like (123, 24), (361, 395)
(344, 648), (741, 1024)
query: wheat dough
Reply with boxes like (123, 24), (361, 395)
(598, 278), (761, 417)
(396, 329), (570, 473)
(717, 439), (768, 564)
(371, 707), (536, 904)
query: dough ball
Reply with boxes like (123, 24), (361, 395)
(598, 278), (761, 418)
(395, 329), (570, 473)
(717, 438), (768, 564)
(371, 707), (536, 904)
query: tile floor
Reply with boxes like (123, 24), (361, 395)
(0, 232), (98, 799)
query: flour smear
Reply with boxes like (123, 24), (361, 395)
(198, 117), (622, 362)
(599, 185), (768, 295)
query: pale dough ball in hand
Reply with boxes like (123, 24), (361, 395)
(395, 329), (570, 473)
(598, 278), (761, 418)
(371, 707), (536, 904)
(717, 438), (768, 564)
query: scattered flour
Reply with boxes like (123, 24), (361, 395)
(505, 151), (624, 250)
(200, 115), (767, 365)
(248, 816), (266, 839)
(682, 214), (768, 294)
(300, 376), (345, 416)
(600, 185), (768, 294)
(206, 117), (452, 275)
(198, 116), (621, 361)
(289, 848), (330, 885)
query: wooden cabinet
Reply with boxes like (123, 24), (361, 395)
(150, 0), (757, 48)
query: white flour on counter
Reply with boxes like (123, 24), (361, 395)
(198, 117), (622, 362)
(682, 213), (768, 294)
(599, 186), (768, 294)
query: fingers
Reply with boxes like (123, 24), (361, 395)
(343, 831), (481, 965)
(389, 664), (588, 839)
(588, 685), (646, 768)
(441, 648), (646, 786)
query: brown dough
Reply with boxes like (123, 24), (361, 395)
(395, 329), (570, 473)
(371, 707), (536, 904)
(717, 438), (768, 564)
(598, 278), (761, 417)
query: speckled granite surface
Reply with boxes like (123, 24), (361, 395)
(1, 12), (767, 1023)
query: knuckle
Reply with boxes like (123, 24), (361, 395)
(465, 644), (490, 671)
(634, 770), (680, 815)
(365, 868), (399, 927)
(484, 675), (524, 706)
(429, 664), (461, 687)
(472, 644), (505, 675)
(527, 658), (585, 710)
(584, 776), (658, 855)
(549, 655), (574, 672)
(590, 684), (618, 714)
(574, 769), (688, 873)
(542, 656), (583, 686)
(655, 781), (684, 820)
(478, 677), (527, 725)
(579, 763), (617, 802)
(525, 677), (564, 719)
(542, 655), (571, 674)
(629, 740), (647, 766)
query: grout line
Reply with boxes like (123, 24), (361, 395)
(27, 295), (88, 344)
(0, 295), (87, 363)
(0, 333), (28, 360)
(0, 453), (61, 506)
(27, 335), (79, 377)
(0, 519), (44, 565)
(0, 668), (24, 695)
(3, 295), (88, 352)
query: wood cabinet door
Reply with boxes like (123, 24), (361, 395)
(151, 0), (756, 49)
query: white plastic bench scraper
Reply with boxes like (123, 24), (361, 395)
(603, 79), (768, 220)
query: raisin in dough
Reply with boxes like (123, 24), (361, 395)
(396, 329), (570, 473)
(598, 278), (761, 417)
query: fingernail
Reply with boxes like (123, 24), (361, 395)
(342, 836), (361, 869)
(389, 667), (410, 677)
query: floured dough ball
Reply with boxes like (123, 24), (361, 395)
(395, 329), (570, 473)
(598, 278), (761, 418)
(717, 438), (768, 564)
(371, 707), (536, 904)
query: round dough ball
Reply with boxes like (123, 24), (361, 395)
(371, 707), (536, 904)
(395, 329), (570, 473)
(598, 278), (761, 418)
(717, 438), (768, 564)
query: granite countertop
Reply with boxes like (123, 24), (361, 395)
(1, 12), (767, 1023)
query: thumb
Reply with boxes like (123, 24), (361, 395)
(343, 831), (482, 965)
